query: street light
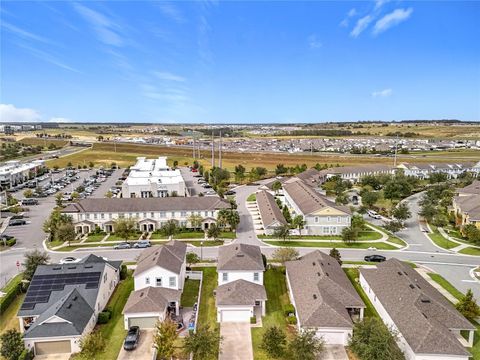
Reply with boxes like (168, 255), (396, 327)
(200, 241), (203, 261)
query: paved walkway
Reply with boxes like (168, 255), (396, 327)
(219, 323), (253, 360)
(438, 227), (480, 253)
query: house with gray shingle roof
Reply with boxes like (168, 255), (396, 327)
(360, 258), (475, 360)
(216, 244), (267, 322)
(17, 255), (120, 356)
(285, 250), (365, 345)
(256, 190), (287, 235)
(123, 241), (187, 329)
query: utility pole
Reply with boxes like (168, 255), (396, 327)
(193, 136), (196, 160)
(218, 130), (222, 168)
(393, 134), (399, 167)
(211, 130), (215, 168)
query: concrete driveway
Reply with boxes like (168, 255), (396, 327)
(319, 345), (348, 360)
(117, 330), (154, 360)
(220, 322), (253, 360)
(35, 355), (70, 360)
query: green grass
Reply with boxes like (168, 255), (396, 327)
(187, 240), (224, 247)
(344, 268), (379, 318)
(0, 293), (25, 334)
(427, 273), (464, 301)
(197, 267), (218, 329)
(428, 225), (459, 250)
(247, 193), (257, 202)
(94, 274), (134, 360)
(458, 247), (480, 256)
(150, 232), (168, 239)
(181, 279), (200, 307)
(252, 267), (290, 360)
(386, 235), (407, 246)
(219, 231), (236, 239)
(176, 231), (206, 239)
(106, 233), (140, 241)
(264, 240), (398, 250)
(259, 230), (382, 241)
(85, 233), (107, 242)
(46, 240), (65, 248)
(342, 260), (378, 266)
(1, 274), (22, 293)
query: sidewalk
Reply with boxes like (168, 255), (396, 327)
(439, 227), (480, 253)
(415, 266), (458, 304)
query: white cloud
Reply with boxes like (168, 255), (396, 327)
(153, 71), (186, 82)
(348, 8), (357, 17)
(49, 117), (72, 123)
(2, 22), (52, 44)
(0, 104), (42, 122)
(308, 34), (322, 49)
(375, 0), (390, 10)
(17, 43), (80, 73)
(73, 3), (123, 46)
(373, 8), (413, 35)
(156, 2), (185, 23)
(340, 8), (357, 27)
(350, 15), (374, 38)
(372, 88), (393, 98)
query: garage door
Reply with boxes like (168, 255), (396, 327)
(128, 316), (159, 328)
(35, 340), (71, 355)
(221, 310), (251, 322)
(316, 331), (347, 345)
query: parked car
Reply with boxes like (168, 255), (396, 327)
(367, 210), (382, 219)
(123, 326), (140, 351)
(364, 255), (386, 262)
(133, 240), (151, 248)
(21, 199), (39, 205)
(0, 234), (14, 241)
(224, 190), (236, 195)
(59, 257), (81, 264)
(9, 219), (27, 226)
(202, 184), (212, 189)
(114, 242), (131, 250)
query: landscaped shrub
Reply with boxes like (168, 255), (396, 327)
(0, 283), (20, 315)
(18, 349), (33, 360)
(97, 311), (110, 324)
(286, 315), (297, 325)
(120, 264), (128, 280)
(250, 316), (257, 324)
(6, 238), (16, 247)
(284, 304), (296, 317)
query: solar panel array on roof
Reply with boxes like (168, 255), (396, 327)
(21, 272), (101, 311)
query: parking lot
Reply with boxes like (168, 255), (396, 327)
(179, 167), (218, 197)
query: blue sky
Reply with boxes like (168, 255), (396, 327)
(1, 1), (479, 123)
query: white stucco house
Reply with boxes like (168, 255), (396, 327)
(360, 258), (475, 360)
(216, 244), (267, 322)
(285, 250), (365, 345)
(123, 241), (187, 329)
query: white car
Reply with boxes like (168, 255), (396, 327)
(367, 210), (382, 219)
(59, 257), (81, 264)
(367, 246), (377, 251)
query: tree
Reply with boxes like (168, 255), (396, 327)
(272, 247), (300, 265)
(71, 191), (79, 201)
(234, 164), (246, 182)
(329, 248), (342, 265)
(275, 164), (288, 175)
(207, 223), (221, 240)
(55, 192), (63, 207)
(282, 205), (292, 223)
(78, 332), (106, 359)
(88, 161), (94, 168)
(342, 226), (358, 243)
(23, 189), (33, 198)
(335, 193), (349, 205)
(114, 217), (137, 240)
(186, 252), (200, 267)
(154, 319), (178, 360)
(361, 190), (380, 208)
(291, 215), (305, 236)
(161, 219), (178, 239)
(455, 289), (480, 322)
(56, 222), (76, 246)
(23, 249), (50, 281)
(260, 326), (287, 359)
(392, 202), (411, 222)
(105, 190), (113, 198)
(272, 247), (299, 265)
(183, 325), (222, 359)
(349, 317), (404, 360)
(0, 329), (24, 360)
(188, 214), (203, 231)
(463, 224), (480, 245)
(383, 220), (403, 233)
(173, 160), (178, 168)
(43, 210), (73, 242)
(272, 180), (282, 195)
(273, 223), (291, 242)
(419, 203), (437, 222)
(351, 214), (365, 231)
(226, 210), (240, 231)
(429, 172), (448, 184)
(286, 329), (324, 360)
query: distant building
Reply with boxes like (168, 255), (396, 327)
(0, 160), (45, 190)
(121, 157), (187, 198)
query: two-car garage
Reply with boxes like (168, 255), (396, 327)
(217, 307), (253, 323)
(315, 329), (352, 346)
(34, 340), (72, 355)
(127, 316), (160, 329)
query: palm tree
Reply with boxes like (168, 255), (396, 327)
(292, 215), (305, 236)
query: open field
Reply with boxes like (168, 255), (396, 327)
(44, 141), (480, 171)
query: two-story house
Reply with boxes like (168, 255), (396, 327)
(216, 244), (267, 322)
(17, 255), (121, 356)
(282, 177), (351, 235)
(123, 241), (187, 329)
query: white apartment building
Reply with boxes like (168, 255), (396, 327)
(0, 159), (45, 189)
(121, 157), (187, 198)
(62, 197), (231, 233)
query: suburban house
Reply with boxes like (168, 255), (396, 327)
(216, 244), (267, 322)
(397, 162), (480, 180)
(316, 164), (395, 184)
(123, 241), (187, 329)
(285, 250), (365, 345)
(62, 196), (231, 234)
(282, 177), (351, 235)
(121, 156), (187, 198)
(17, 255), (121, 356)
(360, 258), (475, 360)
(256, 190), (287, 235)
(453, 180), (480, 230)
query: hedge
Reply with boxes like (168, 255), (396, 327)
(0, 282), (21, 314)
(120, 264), (128, 280)
(6, 238), (17, 247)
(19, 349), (33, 360)
(286, 315), (297, 325)
(284, 303), (296, 317)
(97, 311), (111, 324)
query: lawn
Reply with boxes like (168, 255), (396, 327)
(344, 268), (379, 318)
(92, 273), (134, 360)
(251, 267), (291, 360)
(386, 235), (407, 247)
(187, 240), (224, 247)
(259, 230), (382, 241)
(181, 279), (200, 307)
(428, 225), (458, 250)
(150, 232), (168, 240)
(85, 233), (107, 242)
(176, 231), (206, 239)
(219, 231), (236, 239)
(106, 233), (141, 241)
(427, 273), (464, 301)
(264, 240), (398, 250)
(247, 193), (257, 202)
(196, 267), (218, 329)
(458, 247), (480, 256)
(0, 293), (25, 334)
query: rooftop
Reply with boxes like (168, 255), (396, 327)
(216, 279), (267, 306)
(134, 240), (187, 276)
(217, 243), (265, 271)
(256, 190), (286, 228)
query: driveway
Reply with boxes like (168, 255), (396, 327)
(117, 330), (154, 360)
(319, 345), (348, 360)
(220, 322), (253, 360)
(35, 355), (70, 360)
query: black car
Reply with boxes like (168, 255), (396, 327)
(21, 199), (39, 206)
(224, 190), (236, 195)
(364, 255), (386, 262)
(123, 326), (140, 351)
(0, 234), (14, 241)
(9, 219), (27, 226)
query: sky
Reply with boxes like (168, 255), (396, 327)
(0, 1), (479, 124)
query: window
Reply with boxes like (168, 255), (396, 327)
(135, 213), (139, 218)
(337, 216), (340, 223)
(156, 277), (162, 287)
(109, 213), (113, 219)
(151, 212), (155, 218)
(204, 211), (208, 217)
(143, 212), (147, 218)
(327, 216), (331, 222)
(254, 273), (259, 282)
(222, 273), (228, 282)
(101, 213), (105, 219)
(145, 277), (150, 285)
(87, 214), (91, 220)
(314, 216), (319, 223)
(181, 211), (187, 217)
(160, 211), (166, 218)
(169, 277), (176, 287)
(94, 213), (98, 220)
(171, 211), (175, 218)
